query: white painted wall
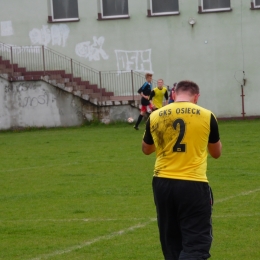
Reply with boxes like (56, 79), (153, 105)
(0, 0), (260, 118)
(0, 77), (140, 130)
(0, 78), (83, 129)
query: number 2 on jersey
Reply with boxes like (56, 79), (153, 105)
(173, 119), (186, 152)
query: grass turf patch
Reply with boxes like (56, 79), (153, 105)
(0, 119), (260, 259)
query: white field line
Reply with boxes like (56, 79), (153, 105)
(214, 213), (260, 218)
(1, 158), (135, 173)
(28, 187), (260, 260)
(214, 188), (260, 203)
(29, 221), (153, 260)
(2, 217), (156, 223)
(0, 162), (79, 173)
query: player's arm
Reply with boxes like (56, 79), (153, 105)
(137, 84), (145, 97)
(142, 118), (155, 155)
(208, 141), (222, 159)
(149, 90), (155, 107)
(164, 90), (169, 105)
(137, 85), (142, 94)
(139, 83), (149, 99)
(149, 90), (155, 101)
(208, 113), (222, 159)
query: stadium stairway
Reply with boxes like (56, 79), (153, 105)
(0, 55), (141, 108)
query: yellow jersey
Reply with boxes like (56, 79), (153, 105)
(150, 86), (168, 109)
(144, 102), (220, 182)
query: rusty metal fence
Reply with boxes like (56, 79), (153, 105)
(0, 42), (158, 99)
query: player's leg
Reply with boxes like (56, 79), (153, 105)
(147, 103), (153, 113)
(134, 106), (146, 130)
(178, 181), (213, 260)
(150, 103), (158, 112)
(152, 177), (182, 260)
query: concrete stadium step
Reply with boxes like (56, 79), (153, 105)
(23, 71), (45, 76)
(89, 93), (101, 98)
(109, 95), (139, 101)
(80, 80), (90, 86)
(74, 85), (87, 91)
(0, 59), (11, 66)
(65, 81), (78, 87)
(13, 72), (22, 76)
(0, 68), (12, 74)
(23, 75), (42, 80)
(14, 67), (26, 73)
(103, 91), (114, 96)
(0, 55), (136, 107)
(72, 77), (81, 83)
(82, 88), (94, 94)
(93, 88), (106, 94)
(46, 70), (66, 75)
(49, 74), (63, 80)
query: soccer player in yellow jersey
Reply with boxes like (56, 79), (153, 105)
(142, 80), (222, 260)
(149, 79), (169, 110)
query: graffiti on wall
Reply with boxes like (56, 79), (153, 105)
(4, 82), (83, 118)
(29, 24), (70, 47)
(115, 49), (153, 73)
(0, 21), (13, 36)
(5, 82), (40, 93)
(4, 82), (52, 108)
(75, 36), (109, 61)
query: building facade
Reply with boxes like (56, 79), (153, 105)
(0, 0), (260, 118)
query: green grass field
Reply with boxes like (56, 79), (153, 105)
(1, 119), (260, 260)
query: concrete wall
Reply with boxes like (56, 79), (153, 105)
(0, 77), (140, 130)
(0, 0), (260, 118)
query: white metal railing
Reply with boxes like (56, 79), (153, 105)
(0, 42), (159, 99)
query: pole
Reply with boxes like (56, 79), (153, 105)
(131, 70), (134, 101)
(10, 46), (14, 78)
(241, 85), (245, 119)
(42, 46), (45, 76)
(99, 71), (102, 104)
(70, 58), (73, 83)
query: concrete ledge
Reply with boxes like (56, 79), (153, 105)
(82, 94), (90, 100)
(64, 86), (73, 92)
(90, 98), (98, 105)
(73, 90), (82, 97)
(0, 73), (9, 79)
(57, 83), (65, 89)
(104, 100), (113, 105)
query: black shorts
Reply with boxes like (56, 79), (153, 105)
(152, 177), (213, 260)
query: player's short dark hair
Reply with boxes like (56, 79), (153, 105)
(145, 73), (153, 79)
(175, 80), (200, 95)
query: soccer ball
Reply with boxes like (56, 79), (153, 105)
(127, 117), (134, 123)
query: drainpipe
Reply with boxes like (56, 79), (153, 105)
(241, 71), (246, 119)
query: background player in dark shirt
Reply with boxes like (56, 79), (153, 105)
(133, 73), (153, 130)
(168, 82), (177, 104)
